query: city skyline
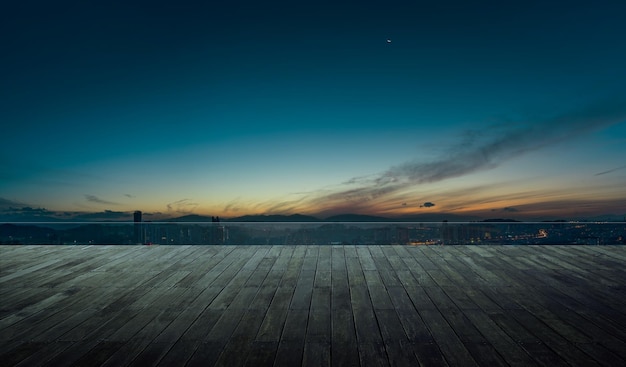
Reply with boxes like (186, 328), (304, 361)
(2, 1), (626, 222)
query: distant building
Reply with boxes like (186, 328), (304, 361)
(134, 211), (143, 244)
(374, 227), (391, 244)
(396, 227), (409, 245)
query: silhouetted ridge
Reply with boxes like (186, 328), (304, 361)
(168, 214), (215, 222)
(482, 218), (522, 222)
(226, 214), (321, 222)
(324, 214), (391, 222)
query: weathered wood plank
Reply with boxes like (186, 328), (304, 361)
(213, 309), (266, 367)
(418, 309), (479, 367)
(2, 245), (626, 367)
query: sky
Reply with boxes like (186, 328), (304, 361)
(2, 0), (626, 221)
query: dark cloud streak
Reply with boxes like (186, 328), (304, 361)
(595, 165), (626, 176)
(307, 98), (626, 212)
(0, 197), (28, 209)
(384, 98), (626, 185)
(85, 195), (119, 205)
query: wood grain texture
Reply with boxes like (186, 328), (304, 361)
(0, 245), (625, 366)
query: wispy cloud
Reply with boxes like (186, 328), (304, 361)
(0, 197), (27, 209)
(0, 205), (57, 216)
(502, 206), (519, 212)
(223, 198), (244, 214)
(381, 98), (626, 185)
(262, 196), (310, 215)
(303, 98), (626, 215)
(166, 199), (198, 214)
(595, 165), (626, 176)
(85, 195), (119, 205)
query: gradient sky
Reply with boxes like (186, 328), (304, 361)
(2, 0), (626, 221)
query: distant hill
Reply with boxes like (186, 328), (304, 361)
(0, 215), (65, 223)
(226, 214), (321, 222)
(324, 214), (392, 222)
(393, 213), (481, 222)
(168, 213), (487, 223)
(168, 214), (216, 222)
(482, 218), (522, 222)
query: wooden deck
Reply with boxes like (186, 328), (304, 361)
(1, 245), (625, 367)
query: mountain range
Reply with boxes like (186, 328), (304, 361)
(0, 212), (624, 223)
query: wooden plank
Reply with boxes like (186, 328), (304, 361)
(243, 341), (278, 367)
(213, 309), (266, 367)
(273, 341), (304, 367)
(8, 341), (74, 367)
(343, 245), (358, 258)
(184, 341), (226, 367)
(2, 245), (626, 367)
(316, 246), (331, 272)
(350, 286), (372, 310)
(0, 258), (61, 283)
(151, 288), (222, 344)
(248, 270), (282, 310)
(126, 341), (173, 367)
(44, 339), (112, 367)
(331, 245), (346, 273)
(394, 308), (434, 343)
(279, 255), (303, 288)
(2, 284), (123, 343)
(176, 249), (235, 288)
(357, 342), (389, 367)
(331, 341), (360, 367)
(413, 342), (450, 367)
(0, 291), (72, 336)
(418, 309), (478, 367)
(331, 308), (356, 344)
(0, 342), (48, 367)
(303, 342), (330, 367)
(274, 310), (307, 365)
(255, 292), (290, 341)
(374, 309), (408, 342)
(279, 309), (308, 342)
(462, 309), (538, 367)
(207, 270), (254, 310)
(506, 308), (604, 367)
(383, 340), (420, 367)
(352, 307), (383, 344)
(179, 308), (223, 342)
(357, 248), (376, 271)
(404, 286), (438, 310)
(462, 342), (509, 367)
(346, 256), (367, 287)
(367, 285), (394, 310)
(393, 270), (420, 288)
(289, 270), (314, 310)
(181, 309), (247, 366)
(377, 269), (402, 288)
(302, 246), (318, 271)
(331, 262), (351, 310)
(307, 289), (331, 343)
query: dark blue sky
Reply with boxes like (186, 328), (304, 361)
(2, 0), (626, 220)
